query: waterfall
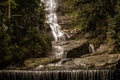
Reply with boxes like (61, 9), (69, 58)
(0, 70), (119, 80)
(42, 0), (63, 41)
(89, 44), (95, 53)
(41, 0), (65, 59)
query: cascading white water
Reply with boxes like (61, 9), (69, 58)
(0, 70), (116, 80)
(89, 44), (95, 53)
(42, 0), (65, 59)
(42, 0), (63, 41)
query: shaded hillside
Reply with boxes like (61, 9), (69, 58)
(0, 0), (52, 68)
(0, 0), (120, 69)
(58, 0), (120, 53)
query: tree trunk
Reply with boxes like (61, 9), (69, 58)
(8, 0), (11, 18)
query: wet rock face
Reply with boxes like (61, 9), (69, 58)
(66, 41), (89, 58)
(62, 54), (120, 69)
(52, 39), (90, 58)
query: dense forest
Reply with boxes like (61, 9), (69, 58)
(0, 0), (52, 68)
(59, 0), (120, 52)
(0, 0), (120, 69)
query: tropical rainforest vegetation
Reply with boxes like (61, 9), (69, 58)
(0, 0), (120, 68)
(0, 0), (51, 68)
(59, 0), (120, 52)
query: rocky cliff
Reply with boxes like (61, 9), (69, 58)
(5, 0), (120, 70)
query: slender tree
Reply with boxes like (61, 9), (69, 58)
(8, 0), (11, 18)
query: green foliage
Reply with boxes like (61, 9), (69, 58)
(60, 0), (120, 52)
(113, 15), (120, 52)
(0, 0), (52, 67)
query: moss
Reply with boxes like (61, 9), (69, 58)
(60, 0), (120, 53)
(21, 57), (57, 69)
